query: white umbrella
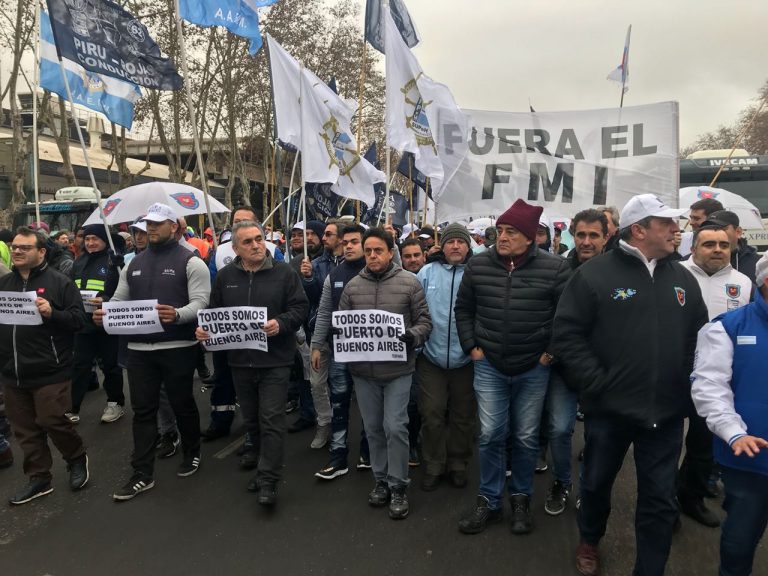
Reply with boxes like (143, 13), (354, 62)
(679, 186), (764, 230)
(82, 182), (231, 226)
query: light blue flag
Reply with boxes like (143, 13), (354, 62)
(179, 0), (279, 56)
(39, 11), (141, 129)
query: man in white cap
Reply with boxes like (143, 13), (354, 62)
(691, 252), (768, 576)
(95, 202), (211, 501)
(553, 194), (708, 576)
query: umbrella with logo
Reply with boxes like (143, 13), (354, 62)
(679, 186), (764, 230)
(82, 182), (230, 226)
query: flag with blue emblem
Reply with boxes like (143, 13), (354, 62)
(39, 10), (141, 129)
(179, 0), (278, 56)
(268, 34), (383, 206)
(384, 9), (468, 202)
(45, 0), (183, 90)
(365, 0), (419, 54)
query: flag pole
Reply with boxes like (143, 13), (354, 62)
(32, 1), (41, 224)
(299, 63), (308, 260)
(709, 97), (767, 187)
(56, 59), (116, 254)
(383, 0), (391, 227)
(285, 151), (299, 261)
(423, 177), (429, 227)
(173, 0), (218, 248)
(355, 39), (368, 223)
(408, 162), (414, 234)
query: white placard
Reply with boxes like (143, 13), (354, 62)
(197, 307), (269, 352)
(436, 102), (680, 222)
(332, 309), (407, 363)
(80, 290), (99, 313)
(0, 291), (43, 325)
(102, 300), (163, 335)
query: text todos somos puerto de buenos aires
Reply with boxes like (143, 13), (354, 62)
(0, 291), (43, 326)
(332, 310), (407, 363)
(197, 307), (269, 353)
(102, 299), (163, 335)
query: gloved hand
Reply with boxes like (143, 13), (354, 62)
(397, 330), (415, 345)
(330, 327), (343, 336)
(107, 249), (124, 269)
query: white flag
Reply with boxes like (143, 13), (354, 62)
(268, 34), (382, 205)
(384, 10), (468, 202)
(607, 25), (631, 94)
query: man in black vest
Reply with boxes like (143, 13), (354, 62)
(95, 203), (211, 501)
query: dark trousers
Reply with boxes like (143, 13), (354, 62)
(127, 346), (200, 477)
(416, 355), (475, 475)
(3, 381), (86, 482)
(408, 373), (421, 452)
(720, 466), (768, 576)
(209, 350), (235, 431)
(232, 366), (291, 486)
(71, 331), (124, 412)
(678, 413), (714, 500)
(579, 416), (683, 576)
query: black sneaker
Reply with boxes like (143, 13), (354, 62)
(68, 454), (89, 491)
(113, 473), (154, 501)
(257, 483), (277, 506)
(315, 461), (349, 481)
(284, 399), (299, 414)
(509, 493), (533, 534)
(240, 450), (259, 470)
(458, 495), (503, 534)
(356, 455), (371, 470)
(177, 453), (201, 477)
(389, 486), (409, 520)
(368, 481), (390, 507)
(544, 480), (571, 516)
(8, 479), (53, 505)
(156, 432), (180, 459)
(535, 457), (548, 473)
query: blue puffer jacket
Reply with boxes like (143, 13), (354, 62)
(417, 254), (470, 370)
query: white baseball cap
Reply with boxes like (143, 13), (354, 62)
(619, 194), (687, 229)
(291, 220), (305, 231)
(756, 253), (768, 287)
(142, 202), (178, 223)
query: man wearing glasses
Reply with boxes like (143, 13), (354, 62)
(0, 227), (88, 505)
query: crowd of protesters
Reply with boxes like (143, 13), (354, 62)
(0, 193), (766, 576)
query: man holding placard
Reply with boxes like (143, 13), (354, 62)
(0, 226), (88, 505)
(196, 220), (308, 507)
(337, 227), (432, 520)
(96, 203), (211, 502)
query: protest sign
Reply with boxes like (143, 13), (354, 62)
(102, 300), (163, 335)
(332, 309), (407, 363)
(197, 307), (269, 352)
(80, 290), (99, 313)
(0, 291), (43, 325)
(436, 102), (679, 221)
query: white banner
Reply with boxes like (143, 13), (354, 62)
(435, 102), (679, 222)
(332, 310), (407, 363)
(80, 290), (99, 314)
(197, 307), (269, 352)
(102, 300), (163, 335)
(0, 291), (43, 325)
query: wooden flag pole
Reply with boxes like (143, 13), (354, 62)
(423, 177), (430, 227)
(355, 39), (368, 223)
(173, 0), (218, 248)
(709, 97), (767, 187)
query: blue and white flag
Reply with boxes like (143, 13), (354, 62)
(607, 25), (631, 94)
(39, 11), (141, 129)
(179, 0), (278, 56)
(46, 0), (183, 90)
(365, 0), (419, 54)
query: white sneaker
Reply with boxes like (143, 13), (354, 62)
(65, 412), (80, 424)
(101, 403), (125, 423)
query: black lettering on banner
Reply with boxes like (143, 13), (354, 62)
(554, 129), (585, 159)
(498, 129), (522, 153)
(442, 123), (464, 155)
(527, 163), (574, 203)
(482, 164), (512, 200)
(593, 165), (608, 205)
(602, 125), (629, 159)
(633, 124), (657, 156)
(525, 129), (551, 155)
(469, 127), (494, 155)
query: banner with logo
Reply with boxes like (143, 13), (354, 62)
(435, 102), (679, 222)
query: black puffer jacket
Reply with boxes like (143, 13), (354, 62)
(0, 262), (86, 388)
(454, 244), (571, 376)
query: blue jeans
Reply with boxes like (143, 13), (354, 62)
(329, 360), (355, 459)
(720, 466), (768, 576)
(543, 370), (577, 485)
(579, 416), (682, 576)
(474, 358), (550, 508)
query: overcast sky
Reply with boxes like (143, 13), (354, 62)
(396, 0), (767, 149)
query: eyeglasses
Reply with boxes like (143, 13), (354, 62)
(10, 244), (36, 252)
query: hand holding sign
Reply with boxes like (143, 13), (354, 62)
(36, 298), (52, 319)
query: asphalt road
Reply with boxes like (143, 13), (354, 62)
(1, 374), (765, 576)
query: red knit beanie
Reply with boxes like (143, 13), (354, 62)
(496, 199), (544, 241)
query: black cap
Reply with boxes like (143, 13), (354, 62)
(706, 210), (740, 228)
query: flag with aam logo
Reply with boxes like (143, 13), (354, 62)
(40, 10), (141, 129)
(179, 0), (278, 56)
(384, 9), (468, 202)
